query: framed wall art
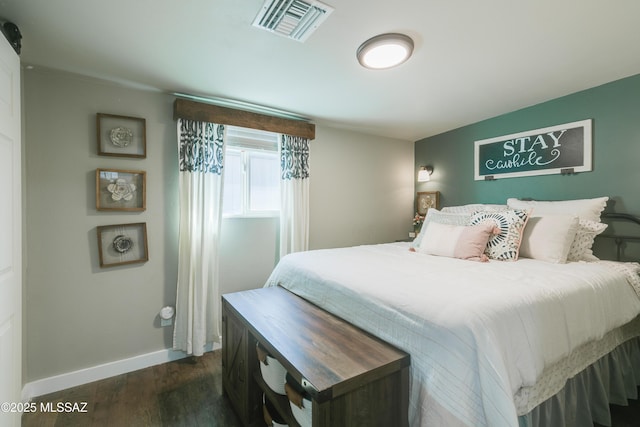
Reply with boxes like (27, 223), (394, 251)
(416, 191), (440, 215)
(97, 113), (146, 158)
(474, 119), (592, 180)
(96, 168), (146, 211)
(97, 222), (149, 268)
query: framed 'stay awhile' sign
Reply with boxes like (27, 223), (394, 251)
(474, 119), (592, 180)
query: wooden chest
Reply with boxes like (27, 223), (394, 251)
(222, 286), (410, 427)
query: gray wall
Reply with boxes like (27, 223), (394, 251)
(23, 67), (414, 383)
(24, 69), (178, 382)
(415, 73), (640, 213)
(309, 125), (415, 249)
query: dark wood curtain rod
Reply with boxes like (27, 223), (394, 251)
(173, 98), (315, 140)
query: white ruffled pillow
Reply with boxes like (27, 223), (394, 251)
(567, 220), (608, 262)
(519, 215), (579, 263)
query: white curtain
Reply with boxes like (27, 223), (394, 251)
(279, 134), (310, 258)
(173, 119), (225, 356)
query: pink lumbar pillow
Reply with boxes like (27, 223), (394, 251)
(417, 221), (500, 262)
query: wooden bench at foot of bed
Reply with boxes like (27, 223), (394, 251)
(222, 286), (410, 427)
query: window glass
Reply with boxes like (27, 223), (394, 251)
(249, 151), (280, 212)
(222, 127), (280, 217)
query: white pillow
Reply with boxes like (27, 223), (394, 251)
(519, 215), (579, 263)
(506, 197), (608, 223)
(567, 220), (608, 262)
(412, 209), (471, 249)
(417, 221), (498, 262)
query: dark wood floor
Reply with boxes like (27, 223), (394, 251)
(22, 350), (640, 427)
(22, 351), (243, 427)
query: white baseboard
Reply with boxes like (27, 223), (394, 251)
(21, 342), (221, 401)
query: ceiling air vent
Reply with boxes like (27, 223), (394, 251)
(253, 0), (334, 42)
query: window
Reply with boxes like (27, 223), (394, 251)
(223, 126), (280, 217)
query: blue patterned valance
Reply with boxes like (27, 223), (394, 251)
(281, 135), (309, 180)
(179, 119), (224, 174)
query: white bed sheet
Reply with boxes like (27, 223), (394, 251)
(264, 242), (640, 427)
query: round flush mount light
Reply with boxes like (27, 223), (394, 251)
(356, 33), (414, 70)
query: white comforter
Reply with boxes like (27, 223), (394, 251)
(264, 242), (640, 427)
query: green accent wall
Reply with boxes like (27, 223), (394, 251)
(415, 73), (640, 214)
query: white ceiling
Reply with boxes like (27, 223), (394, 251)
(2, 0), (640, 141)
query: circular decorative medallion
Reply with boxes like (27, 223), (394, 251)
(107, 178), (136, 201)
(112, 235), (134, 253)
(110, 126), (133, 147)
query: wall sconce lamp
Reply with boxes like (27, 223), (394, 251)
(417, 165), (433, 182)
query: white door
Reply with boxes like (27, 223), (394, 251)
(0, 33), (22, 427)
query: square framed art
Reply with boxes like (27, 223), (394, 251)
(97, 222), (149, 268)
(96, 168), (146, 211)
(97, 113), (146, 158)
(416, 191), (440, 215)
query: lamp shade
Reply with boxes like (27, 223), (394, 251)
(417, 166), (433, 182)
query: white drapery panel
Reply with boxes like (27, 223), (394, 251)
(174, 119), (225, 356)
(279, 134), (310, 258)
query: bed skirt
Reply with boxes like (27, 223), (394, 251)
(519, 336), (640, 427)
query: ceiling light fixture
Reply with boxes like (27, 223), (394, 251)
(356, 33), (414, 70)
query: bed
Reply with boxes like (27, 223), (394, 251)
(264, 197), (640, 427)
